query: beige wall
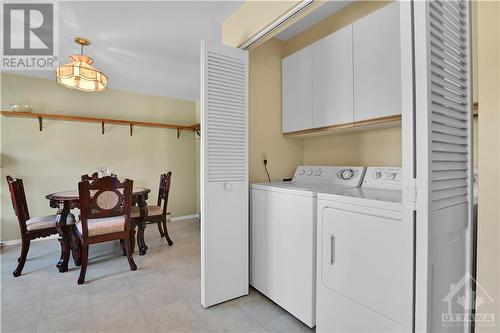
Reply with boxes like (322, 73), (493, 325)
(1, 73), (198, 242)
(249, 38), (303, 182)
(477, 1), (500, 331)
(303, 126), (402, 166)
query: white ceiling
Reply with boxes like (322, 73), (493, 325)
(275, 1), (352, 41)
(10, 1), (242, 101)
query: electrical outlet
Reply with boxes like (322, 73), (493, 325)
(261, 152), (267, 161)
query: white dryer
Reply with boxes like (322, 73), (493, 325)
(250, 166), (365, 328)
(316, 167), (413, 332)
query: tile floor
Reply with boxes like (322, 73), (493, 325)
(1, 219), (314, 333)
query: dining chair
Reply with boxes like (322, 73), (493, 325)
(131, 172), (173, 246)
(6, 175), (75, 277)
(75, 176), (137, 284)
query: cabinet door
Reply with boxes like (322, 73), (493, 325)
(312, 25), (354, 128)
(353, 2), (401, 121)
(282, 47), (313, 133)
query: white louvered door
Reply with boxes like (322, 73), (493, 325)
(411, 1), (473, 332)
(200, 41), (248, 308)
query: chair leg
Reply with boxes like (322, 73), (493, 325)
(120, 239), (127, 256)
(157, 221), (164, 237)
(77, 244), (89, 285)
(162, 218), (173, 246)
(130, 228), (136, 254)
(124, 237), (137, 271)
(13, 238), (30, 277)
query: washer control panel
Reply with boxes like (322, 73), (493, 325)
(363, 167), (402, 188)
(292, 166), (365, 186)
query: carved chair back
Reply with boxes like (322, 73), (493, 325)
(157, 172), (172, 216)
(81, 172), (99, 183)
(78, 176), (133, 238)
(81, 172), (118, 183)
(6, 176), (30, 233)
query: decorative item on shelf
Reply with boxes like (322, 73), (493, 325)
(56, 37), (108, 92)
(9, 103), (32, 112)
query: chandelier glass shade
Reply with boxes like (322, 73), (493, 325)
(56, 38), (108, 92)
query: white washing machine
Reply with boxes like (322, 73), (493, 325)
(250, 166), (366, 328)
(316, 167), (413, 332)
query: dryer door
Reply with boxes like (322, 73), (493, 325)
(319, 204), (409, 325)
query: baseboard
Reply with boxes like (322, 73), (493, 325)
(170, 214), (199, 222)
(0, 214), (200, 247)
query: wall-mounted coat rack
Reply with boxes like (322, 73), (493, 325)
(1, 111), (200, 137)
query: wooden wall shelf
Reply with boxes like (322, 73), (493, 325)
(1, 111), (200, 137)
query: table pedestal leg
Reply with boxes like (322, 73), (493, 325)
(136, 195), (148, 255)
(137, 224), (148, 255)
(67, 213), (81, 266)
(55, 203), (71, 273)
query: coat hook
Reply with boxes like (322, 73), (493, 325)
(177, 128), (181, 139)
(38, 117), (42, 131)
(130, 123), (133, 136)
(101, 121), (105, 135)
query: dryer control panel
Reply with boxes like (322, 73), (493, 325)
(292, 166), (365, 187)
(363, 167), (402, 189)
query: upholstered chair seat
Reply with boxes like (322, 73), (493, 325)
(76, 215), (126, 237)
(26, 215), (56, 231)
(26, 214), (75, 231)
(130, 205), (163, 218)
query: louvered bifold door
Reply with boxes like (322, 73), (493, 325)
(200, 41), (249, 308)
(413, 1), (473, 332)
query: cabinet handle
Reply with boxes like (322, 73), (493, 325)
(329, 234), (335, 265)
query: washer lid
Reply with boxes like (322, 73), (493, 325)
(318, 187), (402, 211)
(251, 181), (359, 196)
(251, 182), (316, 196)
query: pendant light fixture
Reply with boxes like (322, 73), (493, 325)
(56, 37), (108, 92)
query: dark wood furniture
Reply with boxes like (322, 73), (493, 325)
(75, 176), (136, 284)
(81, 172), (117, 182)
(81, 172), (98, 182)
(131, 172), (173, 255)
(45, 187), (150, 273)
(6, 176), (74, 277)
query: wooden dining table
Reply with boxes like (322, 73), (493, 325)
(45, 187), (151, 272)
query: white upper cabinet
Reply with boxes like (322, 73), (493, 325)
(282, 47), (313, 133)
(312, 25), (354, 128)
(353, 2), (401, 121)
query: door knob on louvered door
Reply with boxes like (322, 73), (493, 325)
(224, 183), (233, 191)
